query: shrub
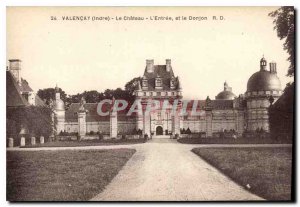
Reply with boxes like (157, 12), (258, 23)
(7, 106), (53, 139)
(98, 133), (103, 140)
(186, 127), (191, 134)
(137, 129), (143, 135)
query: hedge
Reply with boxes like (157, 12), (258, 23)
(7, 106), (53, 139)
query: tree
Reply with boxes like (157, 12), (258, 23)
(82, 90), (101, 103)
(125, 77), (141, 95)
(7, 106), (53, 138)
(269, 7), (295, 76)
(37, 88), (67, 105)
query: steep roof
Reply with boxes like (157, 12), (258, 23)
(143, 65), (179, 90)
(19, 78), (33, 92)
(6, 71), (29, 107)
(35, 95), (46, 106)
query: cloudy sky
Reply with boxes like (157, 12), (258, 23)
(7, 7), (293, 99)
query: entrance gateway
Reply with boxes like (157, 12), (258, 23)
(156, 126), (163, 135)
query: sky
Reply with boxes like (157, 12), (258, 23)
(7, 7), (293, 99)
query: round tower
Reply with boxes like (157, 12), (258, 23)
(245, 57), (282, 132)
(215, 81), (236, 100)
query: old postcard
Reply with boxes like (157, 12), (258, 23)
(6, 6), (294, 201)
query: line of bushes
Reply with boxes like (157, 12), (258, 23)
(7, 106), (53, 140)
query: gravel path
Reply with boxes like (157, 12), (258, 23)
(91, 139), (264, 201)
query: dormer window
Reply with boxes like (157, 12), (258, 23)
(170, 77), (176, 90)
(142, 76), (148, 90)
(156, 79), (162, 86)
(155, 75), (163, 90)
(142, 79), (148, 87)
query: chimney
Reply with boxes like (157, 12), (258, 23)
(166, 59), (172, 72)
(269, 62), (277, 74)
(8, 59), (22, 84)
(146, 59), (154, 73)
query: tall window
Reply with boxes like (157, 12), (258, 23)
(157, 112), (161, 120)
(156, 79), (162, 86)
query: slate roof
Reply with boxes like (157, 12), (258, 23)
(6, 71), (29, 107)
(7, 71), (45, 107)
(211, 100), (234, 109)
(65, 99), (235, 123)
(35, 95), (46, 106)
(65, 103), (137, 122)
(143, 65), (179, 91)
(216, 90), (237, 100)
(19, 78), (33, 93)
(185, 100), (234, 110)
(247, 70), (281, 92)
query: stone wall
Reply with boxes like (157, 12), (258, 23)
(182, 109), (245, 136)
(118, 121), (137, 134)
(64, 108), (246, 136)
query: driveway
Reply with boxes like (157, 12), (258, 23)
(91, 139), (264, 201)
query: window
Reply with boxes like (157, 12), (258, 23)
(150, 92), (153, 96)
(142, 80), (148, 87)
(144, 92), (146, 96)
(172, 92), (175, 96)
(156, 79), (162, 86)
(171, 80), (175, 86)
(157, 112), (161, 120)
(157, 92), (161, 96)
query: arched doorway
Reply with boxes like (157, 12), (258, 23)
(156, 126), (163, 135)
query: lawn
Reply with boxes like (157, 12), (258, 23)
(21, 138), (146, 148)
(7, 149), (135, 201)
(178, 137), (292, 144)
(192, 147), (293, 201)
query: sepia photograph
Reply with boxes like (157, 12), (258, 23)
(6, 6), (295, 202)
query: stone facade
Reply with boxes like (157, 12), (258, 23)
(54, 57), (282, 138)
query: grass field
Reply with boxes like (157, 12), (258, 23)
(192, 147), (293, 201)
(178, 137), (292, 144)
(21, 138), (146, 148)
(7, 149), (135, 201)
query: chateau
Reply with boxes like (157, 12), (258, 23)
(7, 59), (44, 107)
(51, 57), (283, 138)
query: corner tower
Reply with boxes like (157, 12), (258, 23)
(245, 57), (282, 132)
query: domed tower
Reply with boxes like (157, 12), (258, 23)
(54, 85), (65, 134)
(245, 57), (282, 132)
(216, 81), (237, 100)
